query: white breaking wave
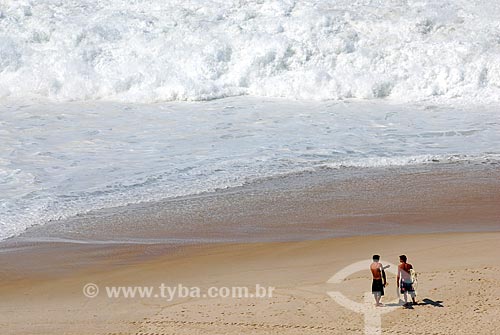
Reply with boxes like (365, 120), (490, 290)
(1, 0), (500, 102)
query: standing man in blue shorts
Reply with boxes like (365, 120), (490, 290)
(398, 254), (417, 307)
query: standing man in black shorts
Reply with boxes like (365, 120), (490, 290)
(370, 254), (388, 307)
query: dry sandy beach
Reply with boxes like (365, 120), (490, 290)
(1, 233), (500, 335)
(1, 164), (499, 335)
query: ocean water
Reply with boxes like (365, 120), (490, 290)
(1, 1), (500, 240)
(1, 0), (500, 102)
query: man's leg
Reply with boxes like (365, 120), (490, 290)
(410, 291), (416, 304)
(374, 292), (382, 306)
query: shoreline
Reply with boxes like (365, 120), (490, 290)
(5, 161), (500, 246)
(1, 162), (499, 275)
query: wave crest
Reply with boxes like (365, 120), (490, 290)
(1, 0), (500, 102)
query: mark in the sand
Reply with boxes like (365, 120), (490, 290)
(134, 319), (339, 333)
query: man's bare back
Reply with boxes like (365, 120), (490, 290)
(398, 262), (413, 281)
(371, 262), (383, 279)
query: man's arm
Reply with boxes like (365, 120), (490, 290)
(396, 265), (400, 287)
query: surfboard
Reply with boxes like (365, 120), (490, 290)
(410, 268), (418, 296)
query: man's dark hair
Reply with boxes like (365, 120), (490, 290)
(399, 255), (407, 262)
(373, 254), (380, 261)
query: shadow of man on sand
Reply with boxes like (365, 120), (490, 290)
(385, 298), (444, 309)
(419, 298), (444, 307)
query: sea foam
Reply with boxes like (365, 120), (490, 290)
(1, 0), (500, 103)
